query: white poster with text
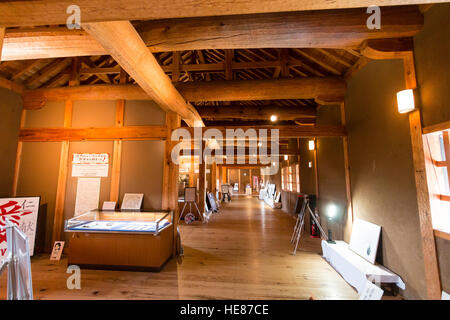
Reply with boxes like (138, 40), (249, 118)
(72, 153), (109, 177)
(0, 197), (40, 258)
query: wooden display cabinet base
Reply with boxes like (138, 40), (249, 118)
(67, 225), (173, 272)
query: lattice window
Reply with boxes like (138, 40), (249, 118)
(424, 129), (450, 235)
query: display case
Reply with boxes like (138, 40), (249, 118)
(65, 210), (172, 235)
(64, 210), (174, 272)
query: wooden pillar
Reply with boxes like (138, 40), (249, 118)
(52, 59), (78, 244)
(313, 138), (319, 200)
(198, 140), (206, 213)
(171, 51), (181, 82)
(362, 41), (441, 299)
(341, 102), (354, 240)
(218, 165), (223, 188)
(211, 161), (217, 193)
(162, 112), (181, 255)
(110, 68), (126, 202)
(404, 52), (441, 299)
(189, 141), (195, 187)
(11, 109), (26, 196)
(0, 27), (5, 61)
(238, 169), (241, 193)
(52, 102), (72, 244)
(5, 26), (23, 197)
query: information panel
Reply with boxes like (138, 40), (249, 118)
(72, 153), (109, 177)
(0, 197), (40, 257)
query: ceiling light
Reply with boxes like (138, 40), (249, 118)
(270, 115), (277, 122)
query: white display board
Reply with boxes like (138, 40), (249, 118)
(102, 201), (117, 211)
(0, 197), (40, 257)
(349, 218), (381, 264)
(72, 153), (109, 177)
(121, 193), (144, 211)
(74, 178), (101, 216)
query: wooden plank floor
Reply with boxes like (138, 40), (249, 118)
(0, 196), (358, 300)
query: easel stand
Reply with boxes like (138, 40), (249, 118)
(290, 195), (328, 255)
(178, 201), (203, 224)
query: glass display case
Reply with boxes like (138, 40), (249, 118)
(65, 210), (173, 235)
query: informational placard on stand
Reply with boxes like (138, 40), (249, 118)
(72, 153), (109, 177)
(121, 193), (144, 211)
(102, 201), (117, 211)
(184, 187), (197, 203)
(0, 197), (40, 257)
(74, 178), (101, 216)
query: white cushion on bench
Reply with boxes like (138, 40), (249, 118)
(322, 240), (405, 294)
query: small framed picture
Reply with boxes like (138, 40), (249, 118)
(50, 241), (65, 261)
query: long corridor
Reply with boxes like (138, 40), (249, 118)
(1, 196), (358, 299)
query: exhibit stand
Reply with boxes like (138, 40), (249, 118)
(322, 219), (405, 298)
(179, 187), (203, 223)
(259, 184), (281, 209)
(65, 210), (174, 272)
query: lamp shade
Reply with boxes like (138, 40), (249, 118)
(397, 89), (415, 113)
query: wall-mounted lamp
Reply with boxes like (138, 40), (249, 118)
(326, 204), (337, 244)
(308, 161), (312, 168)
(308, 140), (315, 151)
(270, 115), (278, 122)
(284, 155), (288, 161)
(397, 89), (415, 114)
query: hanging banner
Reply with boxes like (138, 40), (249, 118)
(72, 153), (109, 177)
(0, 197), (40, 257)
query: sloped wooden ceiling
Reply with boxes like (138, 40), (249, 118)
(0, 4), (425, 128)
(0, 48), (360, 125)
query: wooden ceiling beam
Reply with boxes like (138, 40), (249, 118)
(197, 105), (317, 120)
(82, 21), (204, 127)
(22, 77), (345, 109)
(1, 6), (424, 61)
(360, 37), (415, 60)
(183, 125), (347, 138)
(20, 126), (167, 142)
(0, 1), (431, 27)
(176, 78), (346, 102)
(2, 28), (105, 61)
(137, 6), (423, 51)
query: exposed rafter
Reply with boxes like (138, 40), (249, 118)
(82, 21), (204, 127)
